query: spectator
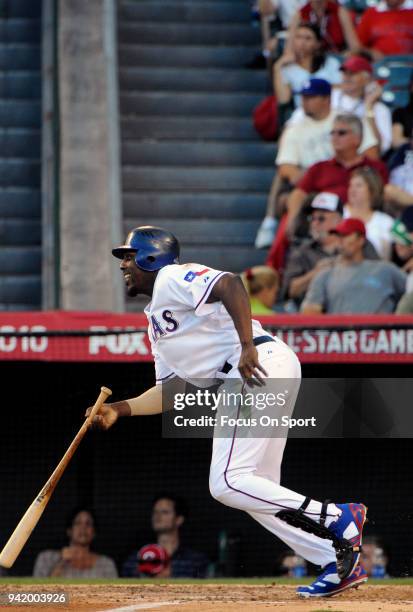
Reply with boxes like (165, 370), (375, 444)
(273, 22), (342, 110)
(301, 218), (406, 313)
(392, 74), (413, 149)
(281, 78), (379, 175)
(357, 0), (413, 60)
(285, 0), (360, 54)
(331, 55), (392, 155)
(385, 130), (413, 210)
(392, 206), (413, 288)
(255, 79), (379, 249)
(248, 0), (306, 68)
(360, 536), (390, 578)
(282, 192), (378, 307)
(33, 508), (117, 578)
(392, 207), (413, 311)
(240, 265), (279, 314)
(286, 113), (389, 232)
(259, 0), (305, 30)
(344, 166), (395, 259)
(122, 494), (208, 578)
(278, 550), (308, 577)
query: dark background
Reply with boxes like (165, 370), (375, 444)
(0, 361), (412, 577)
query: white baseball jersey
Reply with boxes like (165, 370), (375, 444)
(143, 263), (268, 382)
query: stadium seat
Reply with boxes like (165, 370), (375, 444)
(381, 87), (410, 109)
(376, 65), (413, 88)
(374, 55), (413, 109)
(340, 0), (378, 12)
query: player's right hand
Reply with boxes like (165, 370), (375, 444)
(85, 403), (118, 430)
(238, 344), (268, 387)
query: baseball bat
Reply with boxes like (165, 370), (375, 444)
(0, 386), (112, 569)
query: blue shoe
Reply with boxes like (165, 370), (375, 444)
(297, 562), (367, 598)
(329, 503), (367, 579)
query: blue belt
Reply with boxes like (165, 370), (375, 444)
(220, 335), (275, 375)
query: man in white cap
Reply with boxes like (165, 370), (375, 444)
(282, 191), (378, 308)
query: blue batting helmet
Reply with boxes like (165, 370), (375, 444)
(112, 226), (180, 271)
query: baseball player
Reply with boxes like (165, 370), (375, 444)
(88, 226), (367, 598)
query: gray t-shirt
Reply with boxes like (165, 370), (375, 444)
(303, 260), (406, 314)
(33, 550), (118, 578)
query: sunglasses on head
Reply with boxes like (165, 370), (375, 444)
(330, 129), (351, 136)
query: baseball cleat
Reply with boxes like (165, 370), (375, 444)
(296, 562), (367, 598)
(328, 503), (367, 579)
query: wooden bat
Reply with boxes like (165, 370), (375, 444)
(0, 386), (112, 568)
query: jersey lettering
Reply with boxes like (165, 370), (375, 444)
(150, 314), (166, 341)
(162, 310), (179, 332)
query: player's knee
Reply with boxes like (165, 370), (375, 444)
(209, 475), (230, 504)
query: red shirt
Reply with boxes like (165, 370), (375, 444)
(357, 7), (413, 55)
(297, 157), (389, 202)
(300, 1), (345, 52)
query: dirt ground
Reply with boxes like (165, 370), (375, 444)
(0, 584), (413, 612)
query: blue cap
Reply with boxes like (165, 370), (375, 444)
(301, 78), (331, 97)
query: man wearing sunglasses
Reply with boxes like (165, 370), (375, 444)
(285, 114), (388, 235)
(282, 192), (378, 308)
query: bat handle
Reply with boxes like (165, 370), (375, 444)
(85, 386), (112, 426)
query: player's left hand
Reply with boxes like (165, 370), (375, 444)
(238, 344), (268, 387)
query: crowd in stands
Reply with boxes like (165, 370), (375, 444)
(248, 0), (413, 315)
(27, 499), (393, 579)
(31, 496), (209, 579)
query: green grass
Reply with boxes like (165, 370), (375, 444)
(0, 577), (412, 586)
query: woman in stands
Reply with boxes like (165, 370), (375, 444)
(241, 266), (279, 314)
(345, 166), (394, 260)
(33, 508), (118, 578)
(273, 22), (342, 108)
(286, 0), (360, 54)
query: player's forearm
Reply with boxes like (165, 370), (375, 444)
(112, 385), (163, 417)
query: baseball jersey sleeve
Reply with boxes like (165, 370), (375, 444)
(153, 349), (175, 385)
(165, 265), (229, 316)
